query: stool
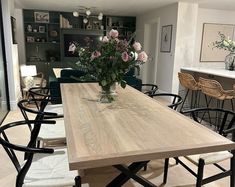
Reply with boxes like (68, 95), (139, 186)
(199, 77), (234, 128)
(178, 72), (201, 111)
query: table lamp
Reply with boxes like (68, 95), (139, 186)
(20, 65), (37, 90)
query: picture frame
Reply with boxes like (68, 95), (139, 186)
(26, 36), (35, 43)
(34, 11), (49, 23)
(38, 26), (45, 33)
(200, 23), (235, 62)
(11, 17), (17, 44)
(160, 25), (172, 53)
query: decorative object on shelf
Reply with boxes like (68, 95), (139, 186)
(33, 29), (37, 32)
(34, 11), (49, 23)
(38, 26), (45, 33)
(72, 6), (103, 24)
(20, 65), (37, 90)
(160, 25), (172, 53)
(26, 36), (35, 42)
(50, 30), (58, 37)
(11, 16), (17, 44)
(27, 24), (32, 32)
(73, 29), (148, 103)
(213, 32), (235, 70)
(59, 15), (72, 28)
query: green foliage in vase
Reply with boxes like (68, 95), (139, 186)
(70, 29), (148, 89)
(213, 32), (235, 53)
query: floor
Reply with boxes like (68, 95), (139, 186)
(0, 110), (231, 187)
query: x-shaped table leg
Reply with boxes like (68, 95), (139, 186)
(106, 161), (158, 187)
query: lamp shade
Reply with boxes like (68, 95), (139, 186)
(21, 65), (37, 77)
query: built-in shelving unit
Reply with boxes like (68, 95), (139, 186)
(23, 9), (136, 81)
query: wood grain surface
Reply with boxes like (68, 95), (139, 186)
(61, 83), (235, 170)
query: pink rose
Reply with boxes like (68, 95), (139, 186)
(137, 51), (148, 62)
(121, 52), (129, 62)
(102, 36), (109, 43)
(132, 42), (142, 51)
(91, 51), (101, 61)
(109, 29), (119, 38)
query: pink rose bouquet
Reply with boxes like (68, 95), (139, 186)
(75, 29), (148, 93)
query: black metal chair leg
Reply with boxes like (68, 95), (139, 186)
(231, 150), (235, 187)
(143, 164), (147, 171)
(196, 159), (205, 187)
(180, 89), (189, 112)
(75, 176), (81, 187)
(163, 158), (169, 184)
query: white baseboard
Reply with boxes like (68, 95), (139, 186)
(10, 100), (18, 110)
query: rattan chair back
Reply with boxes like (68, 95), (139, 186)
(178, 72), (200, 91)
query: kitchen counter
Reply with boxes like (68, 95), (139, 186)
(181, 67), (235, 80)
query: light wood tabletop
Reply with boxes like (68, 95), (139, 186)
(60, 83), (235, 170)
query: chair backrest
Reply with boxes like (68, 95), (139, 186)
(17, 99), (59, 131)
(199, 77), (224, 98)
(0, 120), (54, 187)
(141, 84), (158, 96)
(178, 72), (200, 91)
(151, 93), (183, 110)
(181, 108), (235, 135)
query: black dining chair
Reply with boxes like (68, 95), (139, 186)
(163, 108), (235, 187)
(0, 120), (81, 187)
(141, 83), (158, 97)
(143, 92), (183, 171)
(18, 98), (66, 148)
(28, 87), (64, 116)
(150, 93), (183, 110)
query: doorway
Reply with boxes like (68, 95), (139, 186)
(143, 20), (159, 85)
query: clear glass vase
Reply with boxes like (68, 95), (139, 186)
(225, 53), (235, 70)
(99, 85), (114, 103)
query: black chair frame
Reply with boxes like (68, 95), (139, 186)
(163, 108), (235, 187)
(141, 83), (158, 97)
(0, 120), (81, 187)
(151, 93), (183, 110)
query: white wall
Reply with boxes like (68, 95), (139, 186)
(194, 8), (235, 68)
(136, 3), (178, 93)
(172, 2), (198, 93)
(1, 0), (21, 110)
(15, 9), (25, 65)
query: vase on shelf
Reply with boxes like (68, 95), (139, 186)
(224, 52), (235, 71)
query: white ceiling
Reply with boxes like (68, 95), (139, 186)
(15, 0), (235, 16)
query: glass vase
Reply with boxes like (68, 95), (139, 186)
(225, 53), (235, 71)
(99, 85), (114, 103)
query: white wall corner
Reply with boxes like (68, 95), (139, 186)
(172, 2), (199, 94)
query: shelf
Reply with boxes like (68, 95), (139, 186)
(25, 21), (59, 24)
(26, 42), (60, 44)
(25, 32), (47, 34)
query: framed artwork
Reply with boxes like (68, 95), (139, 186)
(38, 26), (45, 33)
(11, 17), (17, 44)
(200, 23), (235, 62)
(160, 25), (172, 52)
(34, 11), (49, 23)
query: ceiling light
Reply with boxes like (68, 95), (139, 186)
(73, 6), (103, 23)
(73, 11), (79, 17)
(85, 9), (91, 16)
(83, 18), (88, 24)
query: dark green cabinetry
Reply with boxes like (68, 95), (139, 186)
(23, 9), (136, 82)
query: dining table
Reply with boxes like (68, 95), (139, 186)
(60, 83), (235, 187)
